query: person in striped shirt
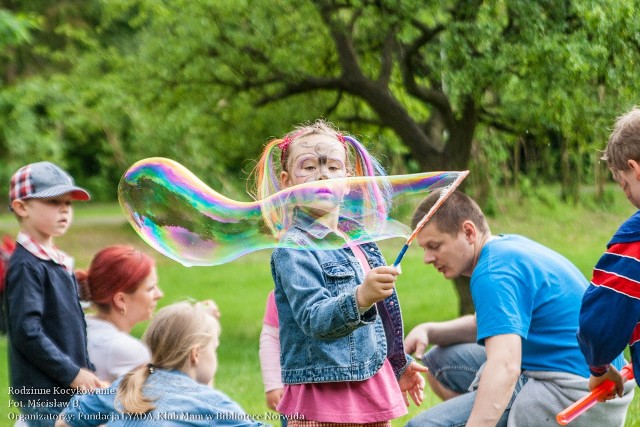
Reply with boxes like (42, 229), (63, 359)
(578, 107), (640, 398)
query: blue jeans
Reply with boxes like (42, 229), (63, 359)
(406, 343), (526, 427)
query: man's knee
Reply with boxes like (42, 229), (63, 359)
(425, 369), (461, 401)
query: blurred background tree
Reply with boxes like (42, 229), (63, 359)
(1, 0), (638, 313)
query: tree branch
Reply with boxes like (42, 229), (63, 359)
(255, 76), (345, 106)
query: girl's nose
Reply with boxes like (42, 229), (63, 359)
(317, 167), (329, 180)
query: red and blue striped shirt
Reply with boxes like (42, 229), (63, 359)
(577, 210), (640, 381)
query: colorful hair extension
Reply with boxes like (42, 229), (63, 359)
(251, 138), (287, 236)
(343, 135), (391, 233)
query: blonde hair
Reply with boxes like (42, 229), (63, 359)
(115, 302), (220, 414)
(603, 107), (640, 172)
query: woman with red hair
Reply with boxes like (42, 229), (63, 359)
(76, 245), (164, 383)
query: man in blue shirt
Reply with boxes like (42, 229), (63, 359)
(404, 191), (633, 427)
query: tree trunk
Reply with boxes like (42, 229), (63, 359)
(454, 276), (474, 315)
(595, 153), (608, 204)
(557, 131), (580, 204)
(472, 139), (491, 207)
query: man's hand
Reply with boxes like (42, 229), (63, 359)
(404, 323), (431, 359)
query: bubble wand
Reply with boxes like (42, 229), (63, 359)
(392, 170), (469, 267)
(556, 364), (634, 425)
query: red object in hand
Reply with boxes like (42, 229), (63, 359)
(556, 364), (634, 425)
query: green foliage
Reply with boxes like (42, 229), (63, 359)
(1, 0), (640, 205)
(0, 9), (39, 49)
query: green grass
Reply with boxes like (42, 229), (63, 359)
(1, 187), (640, 426)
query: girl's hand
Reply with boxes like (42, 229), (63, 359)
(399, 361), (428, 406)
(356, 266), (400, 307)
(265, 388), (284, 411)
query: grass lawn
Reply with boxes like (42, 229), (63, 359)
(1, 187), (640, 426)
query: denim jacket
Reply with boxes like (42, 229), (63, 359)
(61, 369), (266, 426)
(271, 208), (412, 384)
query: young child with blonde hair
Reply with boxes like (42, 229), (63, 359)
(251, 120), (426, 426)
(58, 301), (264, 426)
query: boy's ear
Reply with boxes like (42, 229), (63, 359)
(11, 199), (28, 217)
(628, 160), (640, 179)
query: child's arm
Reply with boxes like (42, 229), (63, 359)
(273, 249), (396, 339)
(58, 385), (119, 427)
(259, 290), (284, 411)
(259, 323), (284, 409)
(577, 282), (640, 377)
(404, 314), (477, 359)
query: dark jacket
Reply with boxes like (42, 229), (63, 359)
(4, 244), (93, 406)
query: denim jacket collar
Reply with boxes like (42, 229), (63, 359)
(291, 207), (367, 241)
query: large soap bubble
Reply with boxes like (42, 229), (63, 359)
(118, 157), (467, 266)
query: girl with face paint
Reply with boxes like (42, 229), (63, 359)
(252, 120), (427, 427)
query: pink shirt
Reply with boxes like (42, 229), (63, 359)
(277, 243), (407, 422)
(263, 290), (279, 327)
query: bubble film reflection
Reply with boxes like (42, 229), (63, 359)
(118, 158), (467, 266)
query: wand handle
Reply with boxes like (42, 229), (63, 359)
(392, 244), (409, 267)
(556, 364), (634, 425)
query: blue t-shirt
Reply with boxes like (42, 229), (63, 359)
(471, 234), (624, 378)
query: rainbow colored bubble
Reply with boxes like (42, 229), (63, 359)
(118, 157), (467, 266)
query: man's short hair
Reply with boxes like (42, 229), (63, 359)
(411, 190), (489, 236)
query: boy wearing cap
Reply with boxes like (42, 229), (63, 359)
(4, 161), (102, 426)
